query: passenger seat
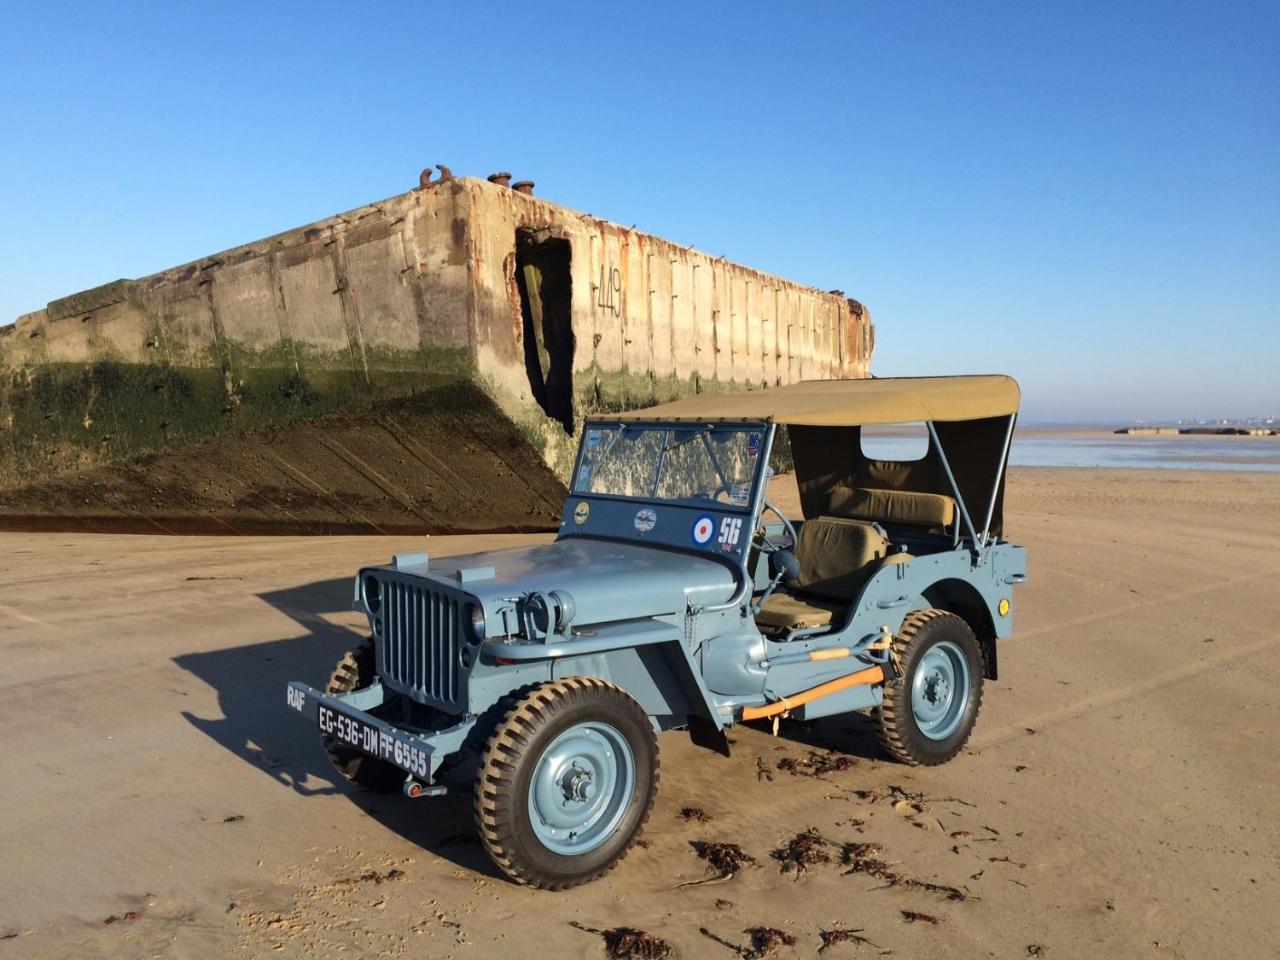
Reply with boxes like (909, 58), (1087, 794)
(754, 517), (888, 635)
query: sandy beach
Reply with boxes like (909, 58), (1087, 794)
(1, 466), (1278, 959)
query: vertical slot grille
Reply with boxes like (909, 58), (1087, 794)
(378, 578), (461, 708)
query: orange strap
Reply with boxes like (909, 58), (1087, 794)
(740, 665), (885, 721)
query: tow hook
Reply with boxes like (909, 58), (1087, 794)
(403, 778), (447, 799)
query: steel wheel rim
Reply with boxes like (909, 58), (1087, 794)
(527, 720), (635, 855)
(910, 640), (970, 740)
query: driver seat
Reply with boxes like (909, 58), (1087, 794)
(755, 517), (889, 635)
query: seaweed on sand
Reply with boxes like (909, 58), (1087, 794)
(840, 841), (972, 902)
(699, 925), (798, 959)
(899, 910), (940, 925)
(819, 927), (879, 951)
(570, 921), (672, 960)
(680, 841), (760, 886)
(776, 751), (856, 778)
(771, 828), (835, 876)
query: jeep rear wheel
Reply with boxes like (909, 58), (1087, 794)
(475, 678), (659, 890)
(321, 638), (404, 792)
(878, 610), (984, 766)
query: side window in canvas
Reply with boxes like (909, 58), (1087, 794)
(860, 422), (929, 461)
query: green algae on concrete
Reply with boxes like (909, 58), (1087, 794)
(0, 347), (470, 488)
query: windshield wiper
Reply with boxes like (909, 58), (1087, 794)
(661, 426), (708, 452)
(699, 431), (731, 493)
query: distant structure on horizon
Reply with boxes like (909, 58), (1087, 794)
(1116, 425), (1278, 437)
(0, 169), (874, 534)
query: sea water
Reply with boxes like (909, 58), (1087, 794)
(859, 431), (1280, 473)
(1010, 434), (1280, 472)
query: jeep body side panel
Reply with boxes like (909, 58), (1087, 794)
(843, 544), (1026, 639)
(750, 543), (1027, 701)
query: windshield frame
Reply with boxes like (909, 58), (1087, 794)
(570, 418), (773, 514)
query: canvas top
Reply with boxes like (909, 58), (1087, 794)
(612, 375), (1020, 426)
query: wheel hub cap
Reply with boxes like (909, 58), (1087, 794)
(910, 640), (971, 741)
(561, 764), (596, 802)
(528, 721), (635, 855)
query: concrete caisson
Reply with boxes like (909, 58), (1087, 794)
(0, 176), (873, 534)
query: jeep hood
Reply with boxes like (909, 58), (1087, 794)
(377, 538), (736, 624)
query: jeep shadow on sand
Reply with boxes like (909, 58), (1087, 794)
(282, 375), (1027, 889)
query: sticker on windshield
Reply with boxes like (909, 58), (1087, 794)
(585, 428), (602, 452)
(633, 508), (657, 533)
(573, 501), (590, 525)
(718, 516), (744, 550)
(748, 432), (762, 457)
(729, 482), (751, 506)
(691, 514), (716, 546)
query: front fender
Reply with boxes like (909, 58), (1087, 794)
(482, 618), (728, 736)
(484, 617), (683, 661)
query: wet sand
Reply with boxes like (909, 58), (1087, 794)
(1, 467), (1278, 958)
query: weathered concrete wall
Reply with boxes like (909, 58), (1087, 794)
(0, 176), (873, 533)
(462, 180), (873, 476)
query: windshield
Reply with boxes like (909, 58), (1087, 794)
(572, 423), (767, 510)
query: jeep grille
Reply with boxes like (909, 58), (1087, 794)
(375, 576), (463, 709)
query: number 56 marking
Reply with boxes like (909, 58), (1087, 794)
(718, 517), (743, 548)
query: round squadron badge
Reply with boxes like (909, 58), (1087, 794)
(573, 501), (590, 525)
(691, 514), (716, 546)
(634, 508), (657, 533)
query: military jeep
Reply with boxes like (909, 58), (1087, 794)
(284, 375), (1027, 889)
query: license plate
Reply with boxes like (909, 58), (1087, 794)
(317, 702), (429, 779)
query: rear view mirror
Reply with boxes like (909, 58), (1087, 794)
(769, 549), (800, 583)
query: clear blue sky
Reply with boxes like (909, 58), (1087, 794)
(1, 1), (1276, 422)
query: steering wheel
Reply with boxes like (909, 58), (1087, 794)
(699, 482), (739, 505)
(755, 500), (797, 554)
(750, 501), (798, 616)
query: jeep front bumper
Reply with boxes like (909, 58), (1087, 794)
(285, 680), (472, 789)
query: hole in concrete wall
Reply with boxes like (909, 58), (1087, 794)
(515, 230), (575, 434)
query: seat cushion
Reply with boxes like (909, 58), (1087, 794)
(792, 516), (888, 601)
(755, 592), (842, 633)
(826, 486), (956, 529)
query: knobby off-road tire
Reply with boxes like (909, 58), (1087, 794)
(878, 609), (984, 766)
(322, 637), (404, 792)
(475, 678), (659, 890)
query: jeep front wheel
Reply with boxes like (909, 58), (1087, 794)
(878, 610), (984, 766)
(321, 638), (404, 792)
(475, 678), (659, 889)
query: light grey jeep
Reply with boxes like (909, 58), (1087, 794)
(284, 375), (1027, 888)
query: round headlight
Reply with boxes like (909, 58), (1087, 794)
(362, 576), (381, 614)
(549, 590), (576, 631)
(468, 603), (487, 643)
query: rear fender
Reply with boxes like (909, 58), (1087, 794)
(920, 578), (1000, 680)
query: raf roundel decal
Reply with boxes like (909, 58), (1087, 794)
(691, 514), (716, 546)
(573, 501), (590, 525)
(634, 508), (657, 533)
